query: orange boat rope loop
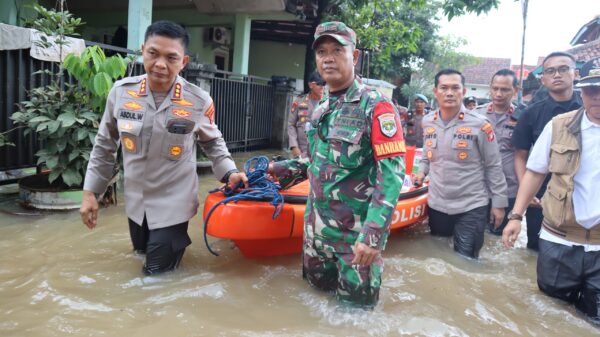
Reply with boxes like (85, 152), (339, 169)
(203, 156), (284, 256)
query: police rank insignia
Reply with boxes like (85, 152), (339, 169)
(172, 108), (192, 117)
(377, 113), (398, 137)
(123, 101), (143, 111)
(122, 136), (136, 153)
(169, 145), (182, 157)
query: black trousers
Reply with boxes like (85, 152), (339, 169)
(128, 216), (192, 275)
(537, 238), (600, 321)
(428, 205), (488, 259)
(526, 206), (543, 251)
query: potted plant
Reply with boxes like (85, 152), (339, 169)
(8, 2), (128, 209)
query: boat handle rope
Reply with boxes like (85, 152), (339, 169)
(203, 156), (284, 256)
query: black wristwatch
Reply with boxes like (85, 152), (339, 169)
(221, 169), (239, 183)
(507, 211), (523, 221)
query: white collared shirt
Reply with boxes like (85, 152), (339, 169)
(527, 111), (600, 251)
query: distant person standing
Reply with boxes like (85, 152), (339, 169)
(405, 94), (429, 148)
(511, 51), (582, 251)
(464, 96), (477, 110)
(288, 71), (324, 158)
(473, 69), (519, 235)
(414, 69), (507, 259)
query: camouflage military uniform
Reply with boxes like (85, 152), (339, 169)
(273, 77), (406, 307)
(288, 93), (321, 157)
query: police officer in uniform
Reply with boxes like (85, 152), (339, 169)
(414, 69), (507, 259)
(80, 21), (248, 275)
(270, 22), (405, 308)
(288, 71), (324, 158)
(473, 69), (519, 235)
(464, 96), (478, 110)
(405, 94), (429, 147)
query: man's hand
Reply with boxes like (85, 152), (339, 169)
(529, 196), (542, 208)
(412, 172), (425, 187)
(80, 191), (99, 229)
(228, 172), (249, 190)
(290, 147), (301, 158)
(490, 207), (505, 230)
(351, 241), (380, 266)
(502, 219), (522, 248)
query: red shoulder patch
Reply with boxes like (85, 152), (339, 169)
(481, 122), (495, 142)
(205, 103), (215, 124)
(371, 102), (405, 160)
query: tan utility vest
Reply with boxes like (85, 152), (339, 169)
(541, 108), (600, 244)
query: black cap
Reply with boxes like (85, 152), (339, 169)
(576, 58), (600, 88)
(308, 71), (325, 85)
(464, 96), (477, 104)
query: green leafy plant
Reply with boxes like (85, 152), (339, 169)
(64, 45), (127, 114)
(8, 2), (128, 187)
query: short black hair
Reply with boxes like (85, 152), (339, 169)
(434, 69), (465, 87)
(491, 69), (518, 88)
(144, 20), (189, 49)
(542, 51), (576, 68)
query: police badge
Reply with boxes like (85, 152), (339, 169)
(377, 113), (397, 137)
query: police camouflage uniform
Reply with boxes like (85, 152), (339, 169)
(273, 76), (406, 307)
(84, 74), (237, 273)
(473, 103), (518, 235)
(420, 107), (508, 258)
(288, 93), (321, 157)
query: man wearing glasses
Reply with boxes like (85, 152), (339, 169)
(288, 71), (325, 158)
(503, 62), (600, 322)
(511, 52), (582, 251)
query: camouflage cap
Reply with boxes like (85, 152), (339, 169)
(312, 21), (357, 49)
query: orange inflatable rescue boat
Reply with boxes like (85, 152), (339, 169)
(203, 147), (428, 257)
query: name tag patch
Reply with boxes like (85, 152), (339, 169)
(119, 110), (143, 121)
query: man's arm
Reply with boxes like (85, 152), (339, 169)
(514, 149), (529, 184)
(81, 86), (120, 229)
(503, 120), (553, 248)
(479, 121), (508, 228)
(270, 157), (309, 189)
(287, 99), (300, 156)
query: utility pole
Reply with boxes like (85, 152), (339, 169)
(518, 0), (529, 105)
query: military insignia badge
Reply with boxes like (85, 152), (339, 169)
(458, 151), (468, 160)
(172, 108), (192, 117)
(205, 103), (215, 124)
(123, 101), (143, 111)
(378, 113), (398, 137)
(427, 150), (433, 159)
(169, 145), (182, 157)
(173, 99), (194, 107)
(122, 136), (136, 153)
(127, 90), (141, 98)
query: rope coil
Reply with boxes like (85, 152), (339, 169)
(203, 156), (284, 256)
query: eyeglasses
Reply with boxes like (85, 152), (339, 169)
(543, 66), (572, 76)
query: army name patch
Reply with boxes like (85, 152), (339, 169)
(374, 140), (406, 157)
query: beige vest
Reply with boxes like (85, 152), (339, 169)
(541, 108), (600, 244)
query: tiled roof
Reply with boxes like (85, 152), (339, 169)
(567, 38), (600, 62)
(462, 57), (512, 85)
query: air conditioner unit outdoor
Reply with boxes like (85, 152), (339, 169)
(208, 27), (229, 45)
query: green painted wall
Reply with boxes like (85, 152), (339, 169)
(249, 40), (306, 80)
(1, 0), (38, 25)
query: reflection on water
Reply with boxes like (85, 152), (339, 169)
(0, 151), (598, 336)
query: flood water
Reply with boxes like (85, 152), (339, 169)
(0, 151), (598, 337)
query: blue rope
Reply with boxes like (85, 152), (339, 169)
(203, 156), (284, 256)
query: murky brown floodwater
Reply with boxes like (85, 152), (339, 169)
(0, 150), (598, 337)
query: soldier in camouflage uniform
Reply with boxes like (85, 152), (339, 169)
(288, 71), (325, 158)
(269, 22), (406, 308)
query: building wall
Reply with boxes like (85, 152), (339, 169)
(465, 84), (490, 100)
(249, 40), (305, 80)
